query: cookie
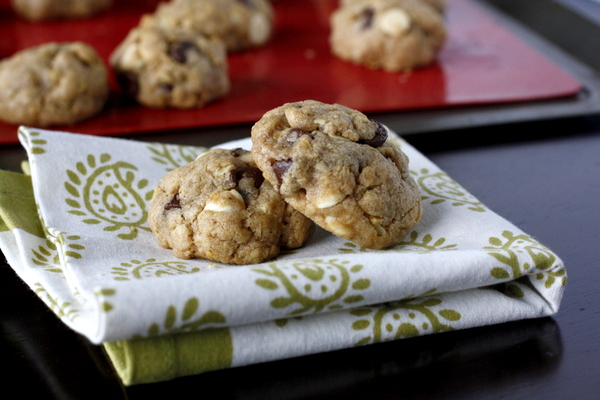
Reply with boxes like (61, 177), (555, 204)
(251, 100), (422, 250)
(11, 0), (112, 21)
(330, 0), (446, 72)
(153, 0), (274, 52)
(343, 0), (447, 14)
(110, 15), (230, 109)
(0, 42), (109, 127)
(422, 0), (446, 14)
(148, 148), (315, 265)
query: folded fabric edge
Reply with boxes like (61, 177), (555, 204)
(0, 169), (106, 341)
(103, 282), (561, 386)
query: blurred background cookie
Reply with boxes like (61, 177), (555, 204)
(11, 0), (113, 21)
(330, 0), (446, 72)
(153, 0), (274, 52)
(0, 42), (109, 127)
(110, 15), (230, 109)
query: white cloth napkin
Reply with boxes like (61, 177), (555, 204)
(0, 126), (566, 382)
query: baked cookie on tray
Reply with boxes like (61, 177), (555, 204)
(153, 0), (274, 52)
(149, 148), (315, 265)
(110, 15), (230, 108)
(11, 0), (113, 21)
(251, 100), (422, 250)
(343, 0), (447, 14)
(330, 0), (446, 72)
(0, 42), (109, 127)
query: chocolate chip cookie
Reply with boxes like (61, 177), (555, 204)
(0, 42), (109, 127)
(11, 0), (112, 21)
(149, 148), (315, 265)
(251, 100), (422, 249)
(110, 15), (230, 108)
(153, 0), (274, 52)
(330, 0), (446, 72)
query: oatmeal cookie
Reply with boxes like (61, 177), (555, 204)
(148, 148), (315, 265)
(11, 0), (112, 21)
(330, 0), (446, 71)
(251, 100), (422, 249)
(153, 0), (274, 52)
(110, 15), (230, 108)
(342, 0), (446, 14)
(0, 42), (109, 127)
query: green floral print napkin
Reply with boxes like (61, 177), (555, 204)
(0, 126), (566, 385)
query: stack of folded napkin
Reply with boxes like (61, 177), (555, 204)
(0, 127), (566, 385)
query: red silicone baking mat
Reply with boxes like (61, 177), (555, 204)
(0, 0), (582, 144)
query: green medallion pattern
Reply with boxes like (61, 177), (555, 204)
(19, 128), (47, 155)
(31, 214), (84, 273)
(147, 142), (207, 171)
(134, 297), (227, 338)
(31, 235), (84, 273)
(64, 153), (153, 240)
(350, 294), (461, 346)
(253, 259), (370, 317)
(111, 258), (200, 281)
(338, 231), (458, 254)
(95, 287), (117, 312)
(414, 168), (486, 212)
(34, 282), (79, 322)
(484, 230), (567, 291)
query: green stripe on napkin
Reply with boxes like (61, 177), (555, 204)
(0, 170), (44, 237)
(104, 327), (233, 385)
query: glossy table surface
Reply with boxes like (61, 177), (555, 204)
(2, 1), (600, 399)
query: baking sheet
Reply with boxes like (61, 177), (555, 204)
(0, 0), (584, 144)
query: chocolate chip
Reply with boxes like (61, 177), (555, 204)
(271, 159), (292, 184)
(229, 167), (265, 189)
(359, 121), (388, 147)
(164, 194), (181, 210)
(288, 128), (312, 142)
(159, 83), (173, 93)
(360, 7), (375, 30)
(169, 40), (199, 63)
(231, 148), (246, 157)
(116, 71), (139, 97)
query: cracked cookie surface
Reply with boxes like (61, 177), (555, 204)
(0, 41), (109, 127)
(251, 100), (422, 249)
(149, 148), (314, 265)
(330, 0), (446, 71)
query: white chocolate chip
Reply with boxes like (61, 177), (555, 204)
(368, 216), (387, 236)
(378, 8), (412, 37)
(314, 118), (327, 127)
(249, 14), (271, 45)
(325, 216), (352, 237)
(316, 192), (346, 209)
(214, 165), (234, 177)
(119, 44), (143, 69)
(204, 189), (244, 212)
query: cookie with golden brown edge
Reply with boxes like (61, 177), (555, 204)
(148, 148), (315, 265)
(251, 100), (422, 249)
